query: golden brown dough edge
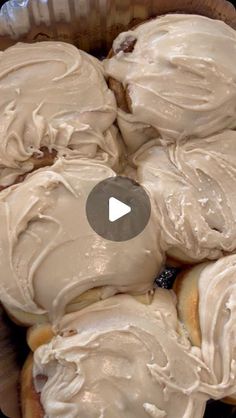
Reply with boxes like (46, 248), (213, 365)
(21, 354), (44, 418)
(21, 320), (56, 418)
(21, 322), (55, 418)
(26, 323), (54, 353)
(173, 265), (202, 348)
(107, 23), (139, 114)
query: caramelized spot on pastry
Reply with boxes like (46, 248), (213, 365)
(27, 323), (54, 352)
(21, 354), (44, 418)
(173, 269), (202, 347)
(125, 86), (133, 113)
(108, 77), (130, 113)
(29, 147), (57, 170)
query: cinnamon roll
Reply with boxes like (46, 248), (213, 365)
(0, 41), (120, 189)
(0, 158), (163, 326)
(174, 255), (236, 402)
(22, 290), (208, 418)
(23, 281), (236, 418)
(134, 130), (236, 263)
(104, 14), (236, 153)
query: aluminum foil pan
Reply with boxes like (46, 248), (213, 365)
(0, 0), (236, 417)
(0, 0), (235, 54)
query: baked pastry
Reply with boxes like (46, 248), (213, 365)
(174, 255), (236, 402)
(0, 41), (121, 189)
(22, 290), (210, 418)
(21, 353), (44, 418)
(26, 323), (54, 353)
(0, 157), (163, 326)
(134, 129), (236, 264)
(22, 285), (236, 418)
(104, 14), (236, 153)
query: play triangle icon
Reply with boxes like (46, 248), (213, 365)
(86, 176), (151, 241)
(109, 197), (131, 223)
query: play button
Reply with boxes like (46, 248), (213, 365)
(109, 197), (131, 222)
(86, 176), (151, 242)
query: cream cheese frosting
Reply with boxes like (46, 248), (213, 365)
(33, 290), (208, 418)
(104, 14), (236, 152)
(0, 158), (163, 324)
(0, 41), (120, 187)
(134, 130), (236, 263)
(32, 266), (236, 418)
(196, 256), (236, 399)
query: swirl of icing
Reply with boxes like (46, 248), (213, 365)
(33, 290), (208, 418)
(104, 14), (236, 152)
(193, 255), (236, 399)
(0, 158), (163, 324)
(134, 130), (236, 263)
(0, 42), (119, 186)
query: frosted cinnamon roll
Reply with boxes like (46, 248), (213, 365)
(23, 290), (209, 418)
(134, 130), (236, 263)
(174, 255), (236, 401)
(0, 41), (120, 188)
(0, 158), (163, 326)
(104, 14), (236, 153)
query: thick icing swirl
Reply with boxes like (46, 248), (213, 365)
(134, 130), (236, 263)
(197, 255), (236, 399)
(0, 41), (119, 186)
(32, 267), (236, 417)
(33, 290), (208, 418)
(0, 158), (163, 324)
(104, 14), (236, 152)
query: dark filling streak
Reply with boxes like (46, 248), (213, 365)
(114, 37), (137, 54)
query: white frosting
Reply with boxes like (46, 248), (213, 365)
(32, 263), (236, 417)
(134, 130), (236, 262)
(0, 158), (163, 324)
(33, 290), (208, 418)
(104, 14), (236, 152)
(0, 41), (120, 186)
(197, 255), (236, 399)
